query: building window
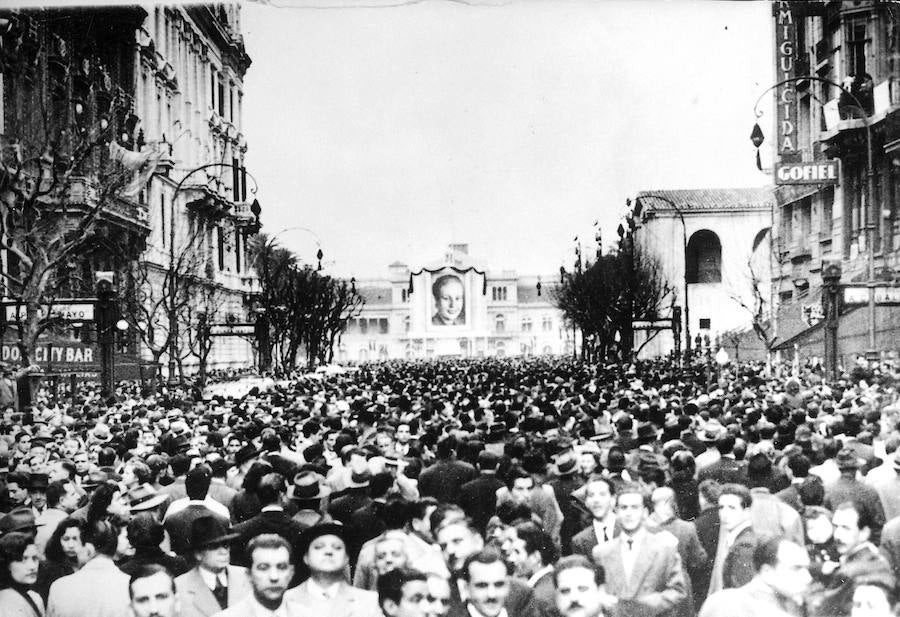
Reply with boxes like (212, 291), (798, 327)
(217, 226), (225, 271)
(160, 194), (166, 247)
(217, 78), (225, 117)
(401, 289), (408, 303)
(491, 286), (508, 301)
(494, 314), (505, 332)
(235, 226), (242, 272)
(360, 319), (368, 335)
(846, 17), (869, 77)
(379, 318), (389, 334)
(404, 315), (410, 333)
(542, 316), (553, 331)
(229, 87), (234, 122)
(521, 316), (532, 332)
(699, 318), (711, 330)
(232, 158), (241, 199)
(685, 230), (722, 283)
(799, 197), (812, 250)
(822, 187), (834, 238)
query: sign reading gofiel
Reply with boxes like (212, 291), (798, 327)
(775, 160), (840, 185)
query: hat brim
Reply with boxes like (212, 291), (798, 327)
(130, 494), (169, 512)
(189, 531), (240, 550)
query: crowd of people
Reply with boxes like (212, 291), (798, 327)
(1, 355), (899, 617)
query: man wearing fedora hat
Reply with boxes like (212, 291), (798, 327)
(290, 470), (331, 528)
(176, 516), (251, 617)
(284, 523), (380, 617)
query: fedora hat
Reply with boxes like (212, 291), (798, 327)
(291, 471), (330, 501)
(346, 469), (371, 489)
(80, 468), (109, 490)
(0, 507), (39, 535)
(27, 473), (49, 491)
(127, 483), (168, 512)
(233, 444), (259, 467)
(187, 516), (239, 551)
(297, 522), (348, 557)
(636, 423), (658, 445)
(555, 453), (578, 476)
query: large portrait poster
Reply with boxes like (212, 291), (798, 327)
(430, 271), (466, 326)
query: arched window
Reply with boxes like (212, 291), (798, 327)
(495, 314), (506, 332)
(685, 230), (722, 283)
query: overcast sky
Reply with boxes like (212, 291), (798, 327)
(241, 0), (775, 280)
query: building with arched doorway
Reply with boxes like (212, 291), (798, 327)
(633, 188), (775, 359)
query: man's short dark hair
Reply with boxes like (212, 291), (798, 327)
(185, 465), (212, 501)
(377, 567), (428, 609)
(719, 483), (752, 509)
(477, 451), (499, 471)
(753, 536), (793, 572)
(584, 474), (615, 496)
(170, 454), (191, 477)
(247, 533), (293, 564)
(515, 522), (558, 566)
(256, 473), (286, 507)
(787, 453), (810, 479)
(128, 564), (175, 599)
(504, 466), (533, 490)
(553, 554), (604, 587)
(46, 480), (67, 508)
(460, 548), (510, 581)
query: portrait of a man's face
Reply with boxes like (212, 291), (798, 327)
(431, 274), (465, 326)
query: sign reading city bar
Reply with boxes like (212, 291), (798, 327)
(775, 160), (840, 185)
(843, 285), (900, 306)
(0, 341), (97, 365)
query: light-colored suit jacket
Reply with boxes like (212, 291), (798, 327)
(47, 555), (131, 617)
(176, 566), (252, 617)
(284, 580), (381, 617)
(594, 530), (687, 617)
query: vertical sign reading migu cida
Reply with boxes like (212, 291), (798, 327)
(774, 1), (799, 161)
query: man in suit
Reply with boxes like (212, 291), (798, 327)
(129, 564), (180, 617)
(328, 469), (373, 526)
(158, 453), (191, 512)
(510, 522), (559, 617)
(697, 436), (746, 486)
(699, 537), (811, 617)
(231, 473), (304, 567)
(283, 523), (381, 617)
(459, 451), (505, 535)
(708, 484), (756, 595)
(418, 437), (477, 505)
(650, 487), (707, 617)
(212, 534), (294, 617)
(571, 477), (617, 560)
(454, 549), (525, 617)
(165, 466), (228, 556)
(47, 520), (131, 617)
(176, 516), (251, 617)
(206, 457), (237, 513)
(816, 500), (893, 617)
(692, 480), (721, 609)
(435, 517), (536, 617)
(592, 483), (686, 617)
(548, 452), (586, 556)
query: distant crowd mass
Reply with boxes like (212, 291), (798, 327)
(1, 356), (899, 617)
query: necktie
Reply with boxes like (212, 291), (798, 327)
(627, 539), (633, 551)
(602, 526), (609, 542)
(213, 576), (228, 609)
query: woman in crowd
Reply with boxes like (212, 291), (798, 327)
(0, 532), (44, 617)
(36, 518), (86, 601)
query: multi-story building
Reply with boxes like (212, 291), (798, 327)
(0, 3), (260, 383)
(136, 3), (260, 377)
(338, 244), (574, 361)
(763, 1), (900, 362)
(632, 188), (775, 360)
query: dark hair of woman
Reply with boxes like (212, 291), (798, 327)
(44, 518), (87, 565)
(0, 532), (33, 588)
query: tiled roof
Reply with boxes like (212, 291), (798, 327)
(635, 188), (775, 212)
(357, 285), (392, 305)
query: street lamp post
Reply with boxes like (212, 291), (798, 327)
(166, 163), (260, 388)
(752, 75), (877, 361)
(637, 194), (691, 364)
